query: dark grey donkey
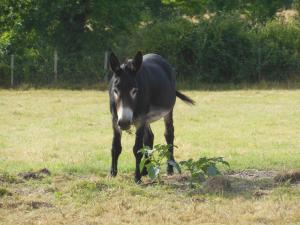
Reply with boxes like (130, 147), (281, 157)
(108, 51), (194, 183)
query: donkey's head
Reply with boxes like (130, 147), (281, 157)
(109, 51), (143, 130)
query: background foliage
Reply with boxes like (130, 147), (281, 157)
(0, 0), (300, 87)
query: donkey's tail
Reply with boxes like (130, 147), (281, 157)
(176, 91), (195, 105)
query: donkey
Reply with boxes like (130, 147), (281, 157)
(109, 51), (194, 183)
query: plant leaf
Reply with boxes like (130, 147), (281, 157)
(198, 172), (206, 182)
(146, 164), (160, 180)
(147, 166), (156, 180)
(154, 167), (160, 177)
(207, 165), (218, 176)
(221, 160), (230, 167)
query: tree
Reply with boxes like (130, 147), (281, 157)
(162, 0), (293, 23)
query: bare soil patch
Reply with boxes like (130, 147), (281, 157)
(28, 201), (53, 209)
(227, 169), (278, 180)
(203, 176), (232, 192)
(0, 201), (53, 209)
(18, 168), (51, 180)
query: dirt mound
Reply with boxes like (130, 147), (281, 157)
(28, 201), (53, 209)
(203, 176), (232, 193)
(228, 169), (277, 180)
(0, 201), (53, 209)
(274, 170), (300, 184)
(18, 168), (51, 180)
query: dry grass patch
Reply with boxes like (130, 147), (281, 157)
(0, 170), (300, 224)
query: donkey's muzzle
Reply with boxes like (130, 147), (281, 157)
(117, 119), (131, 130)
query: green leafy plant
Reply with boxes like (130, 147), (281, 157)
(180, 157), (230, 186)
(139, 144), (229, 186)
(139, 144), (181, 183)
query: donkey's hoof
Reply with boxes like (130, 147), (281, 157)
(135, 177), (142, 184)
(141, 168), (148, 176)
(167, 167), (174, 176)
(110, 170), (118, 177)
(167, 171), (174, 176)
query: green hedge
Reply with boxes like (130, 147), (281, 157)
(1, 14), (300, 86)
(257, 19), (300, 81)
(131, 14), (300, 83)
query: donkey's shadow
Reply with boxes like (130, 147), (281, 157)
(141, 170), (300, 199)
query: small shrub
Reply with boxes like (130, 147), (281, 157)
(180, 157), (230, 187)
(139, 144), (230, 186)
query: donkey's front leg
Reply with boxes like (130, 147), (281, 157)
(133, 125), (145, 183)
(110, 122), (122, 177)
(140, 125), (154, 176)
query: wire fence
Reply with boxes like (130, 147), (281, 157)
(0, 50), (110, 87)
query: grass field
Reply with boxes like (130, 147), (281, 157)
(0, 89), (300, 224)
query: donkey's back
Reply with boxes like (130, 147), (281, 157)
(137, 53), (176, 111)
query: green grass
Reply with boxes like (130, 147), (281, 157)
(0, 89), (299, 173)
(0, 89), (300, 224)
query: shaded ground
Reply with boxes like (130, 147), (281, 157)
(162, 169), (300, 195)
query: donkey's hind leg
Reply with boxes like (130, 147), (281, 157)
(141, 124), (154, 176)
(164, 110), (175, 175)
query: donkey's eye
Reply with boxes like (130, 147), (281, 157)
(130, 88), (138, 98)
(113, 89), (119, 98)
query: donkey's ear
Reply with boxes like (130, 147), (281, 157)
(109, 52), (121, 74)
(132, 51), (143, 73)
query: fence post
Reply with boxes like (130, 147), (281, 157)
(104, 51), (109, 81)
(257, 47), (261, 82)
(10, 54), (14, 87)
(104, 51), (109, 70)
(54, 49), (58, 81)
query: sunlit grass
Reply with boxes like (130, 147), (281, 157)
(0, 89), (299, 174)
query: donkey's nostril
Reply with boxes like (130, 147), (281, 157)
(117, 120), (131, 130)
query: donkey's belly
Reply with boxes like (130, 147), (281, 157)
(146, 107), (171, 123)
